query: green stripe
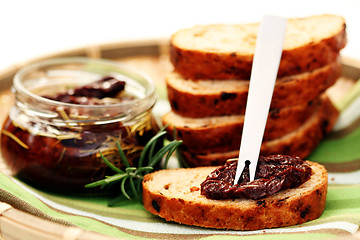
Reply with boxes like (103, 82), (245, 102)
(19, 181), (159, 222)
(308, 126), (360, 163)
(315, 185), (360, 225)
(326, 185), (360, 214)
(326, 199), (360, 211)
(328, 184), (360, 199)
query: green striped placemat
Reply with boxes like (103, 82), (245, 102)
(1, 173), (359, 240)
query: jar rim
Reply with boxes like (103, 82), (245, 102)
(13, 57), (157, 111)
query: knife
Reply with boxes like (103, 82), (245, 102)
(234, 15), (287, 184)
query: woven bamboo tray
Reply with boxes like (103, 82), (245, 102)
(0, 39), (360, 240)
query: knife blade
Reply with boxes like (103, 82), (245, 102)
(234, 15), (287, 184)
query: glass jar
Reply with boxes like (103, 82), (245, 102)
(0, 58), (158, 194)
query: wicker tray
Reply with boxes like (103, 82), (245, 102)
(0, 39), (360, 240)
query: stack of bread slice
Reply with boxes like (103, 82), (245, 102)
(162, 14), (347, 167)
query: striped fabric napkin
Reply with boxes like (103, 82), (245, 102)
(0, 81), (360, 240)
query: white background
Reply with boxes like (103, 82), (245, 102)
(0, 0), (359, 71)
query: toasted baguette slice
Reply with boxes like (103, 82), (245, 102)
(170, 14), (346, 80)
(180, 95), (338, 166)
(163, 96), (322, 153)
(143, 161), (327, 230)
(167, 60), (341, 117)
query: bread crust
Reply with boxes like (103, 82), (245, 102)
(142, 161), (328, 230)
(170, 15), (346, 80)
(166, 60), (341, 118)
(180, 95), (339, 166)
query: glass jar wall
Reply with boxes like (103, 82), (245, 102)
(0, 58), (158, 194)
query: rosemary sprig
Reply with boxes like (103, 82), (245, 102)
(85, 128), (182, 205)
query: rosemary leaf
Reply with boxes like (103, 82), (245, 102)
(125, 167), (137, 173)
(138, 131), (167, 167)
(162, 141), (183, 169)
(148, 136), (159, 160)
(84, 180), (107, 188)
(85, 172), (127, 188)
(104, 173), (128, 183)
(129, 177), (140, 201)
(135, 178), (142, 199)
(160, 123), (170, 132)
(85, 126), (183, 205)
(148, 123), (169, 160)
(100, 152), (124, 174)
(121, 176), (131, 200)
(149, 140), (182, 167)
(116, 141), (130, 168)
(171, 126), (188, 168)
(176, 145), (189, 168)
(135, 166), (153, 174)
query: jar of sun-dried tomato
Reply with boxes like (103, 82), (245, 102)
(0, 58), (158, 194)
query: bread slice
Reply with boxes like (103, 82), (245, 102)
(163, 96), (321, 153)
(142, 160), (327, 230)
(179, 95), (338, 166)
(170, 14), (346, 80)
(166, 60), (341, 117)
(164, 95), (337, 157)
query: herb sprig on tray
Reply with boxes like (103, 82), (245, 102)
(85, 127), (183, 205)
